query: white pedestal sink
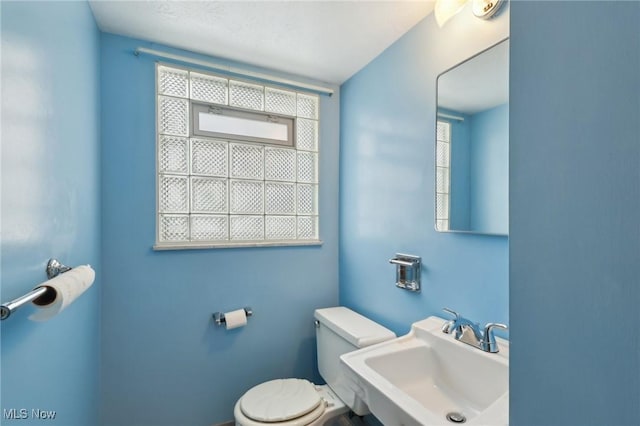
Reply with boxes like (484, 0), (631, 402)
(340, 316), (508, 426)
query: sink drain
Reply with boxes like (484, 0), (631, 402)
(446, 412), (467, 424)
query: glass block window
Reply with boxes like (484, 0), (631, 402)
(435, 120), (451, 231)
(156, 64), (320, 247)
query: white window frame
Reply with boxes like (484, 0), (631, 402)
(154, 63), (321, 250)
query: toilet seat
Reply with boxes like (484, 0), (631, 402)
(236, 379), (327, 425)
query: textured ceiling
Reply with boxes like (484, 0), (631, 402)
(89, 1), (435, 84)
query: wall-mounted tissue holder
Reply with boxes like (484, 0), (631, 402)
(213, 307), (253, 327)
(1, 259), (94, 321)
(389, 253), (421, 292)
(46, 258), (71, 279)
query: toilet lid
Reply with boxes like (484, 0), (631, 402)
(240, 379), (322, 422)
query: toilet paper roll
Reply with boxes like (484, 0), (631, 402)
(29, 265), (95, 322)
(224, 309), (247, 330)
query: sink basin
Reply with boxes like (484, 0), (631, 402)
(340, 316), (508, 426)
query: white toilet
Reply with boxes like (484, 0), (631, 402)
(234, 307), (396, 426)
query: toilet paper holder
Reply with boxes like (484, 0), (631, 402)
(1, 258), (74, 321)
(213, 307), (253, 326)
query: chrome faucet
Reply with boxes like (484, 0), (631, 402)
(442, 308), (507, 353)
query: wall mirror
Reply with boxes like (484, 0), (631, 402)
(435, 39), (509, 236)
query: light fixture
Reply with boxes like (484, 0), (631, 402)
(472, 0), (506, 20)
(434, 0), (468, 27)
(434, 0), (506, 27)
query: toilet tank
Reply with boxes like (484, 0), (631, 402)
(314, 307), (395, 415)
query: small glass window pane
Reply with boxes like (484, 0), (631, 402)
(191, 215), (228, 241)
(230, 180), (264, 214)
(297, 184), (318, 215)
(193, 103), (293, 147)
(436, 219), (449, 232)
(266, 216), (297, 240)
(297, 152), (318, 183)
(436, 167), (450, 194)
(230, 215), (264, 240)
(265, 87), (296, 116)
(297, 93), (319, 119)
(159, 136), (189, 174)
(297, 216), (318, 239)
(230, 144), (264, 180)
(436, 141), (450, 167)
(199, 112), (288, 142)
(159, 215), (189, 241)
(191, 177), (228, 213)
(265, 148), (296, 182)
(265, 182), (296, 215)
(190, 72), (228, 104)
(159, 96), (189, 136)
(158, 66), (189, 98)
(229, 80), (264, 111)
(191, 139), (228, 177)
(436, 193), (450, 219)
(296, 119), (318, 151)
(437, 121), (450, 141)
(159, 175), (189, 213)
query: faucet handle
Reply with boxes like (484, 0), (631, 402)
(442, 307), (460, 319)
(441, 308), (461, 334)
(482, 323), (508, 353)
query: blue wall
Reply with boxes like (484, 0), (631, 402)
(469, 103), (508, 234)
(339, 7), (509, 335)
(446, 112), (472, 230)
(510, 1), (640, 425)
(99, 34), (340, 425)
(447, 104), (508, 234)
(0, 2), (101, 425)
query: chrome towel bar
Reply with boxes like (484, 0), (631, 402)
(0, 259), (71, 321)
(0, 287), (49, 321)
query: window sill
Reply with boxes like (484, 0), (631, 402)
(153, 240), (323, 251)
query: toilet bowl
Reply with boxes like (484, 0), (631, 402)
(234, 379), (348, 426)
(234, 307), (396, 426)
